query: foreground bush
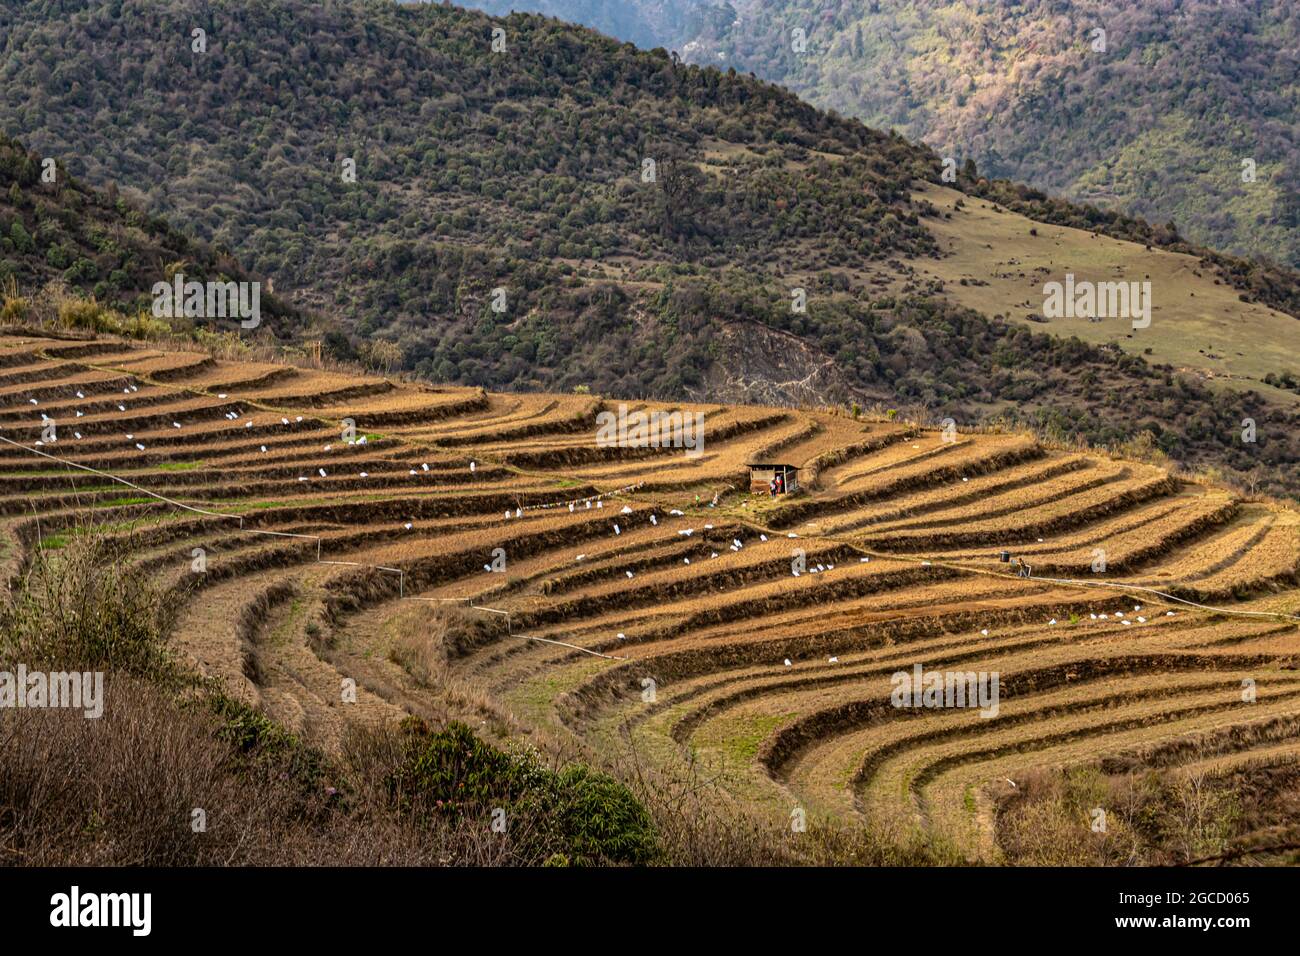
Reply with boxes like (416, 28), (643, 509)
(0, 535), (175, 681)
(348, 717), (657, 866)
(996, 765), (1242, 865)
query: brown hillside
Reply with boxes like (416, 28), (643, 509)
(0, 332), (1296, 861)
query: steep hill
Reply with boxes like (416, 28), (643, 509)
(1, 0), (1298, 495)
(0, 132), (301, 334)
(467, 0), (1300, 269)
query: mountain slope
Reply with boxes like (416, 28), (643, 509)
(0, 0), (941, 373)
(1, 0), (1298, 495)
(464, 0), (1300, 270)
(0, 132), (300, 334)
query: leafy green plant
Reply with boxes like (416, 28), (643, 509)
(386, 718), (658, 865)
(552, 764), (657, 865)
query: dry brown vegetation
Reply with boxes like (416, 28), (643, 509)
(0, 333), (1296, 865)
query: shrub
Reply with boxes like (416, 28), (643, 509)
(552, 765), (657, 865)
(387, 718), (535, 821)
(0, 274), (27, 322)
(380, 718), (658, 865)
(204, 692), (327, 793)
(55, 295), (128, 334)
(8, 220), (33, 253)
(361, 338), (403, 373)
(0, 534), (174, 682)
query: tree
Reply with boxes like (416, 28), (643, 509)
(362, 338), (403, 373)
(656, 154), (704, 241)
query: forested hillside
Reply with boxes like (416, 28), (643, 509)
(0, 0), (1297, 494)
(0, 132), (301, 336)
(0, 0), (942, 374)
(466, 0), (1300, 269)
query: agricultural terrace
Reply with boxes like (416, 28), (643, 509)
(0, 333), (1296, 861)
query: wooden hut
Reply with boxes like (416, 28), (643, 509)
(747, 463), (799, 495)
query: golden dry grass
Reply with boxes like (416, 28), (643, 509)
(0, 333), (1296, 863)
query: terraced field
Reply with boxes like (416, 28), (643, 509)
(2, 332), (1297, 862)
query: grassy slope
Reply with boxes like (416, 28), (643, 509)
(908, 184), (1300, 408)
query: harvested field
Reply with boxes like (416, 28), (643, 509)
(1, 332), (1296, 862)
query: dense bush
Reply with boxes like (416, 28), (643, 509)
(0, 535), (175, 681)
(386, 718), (657, 865)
